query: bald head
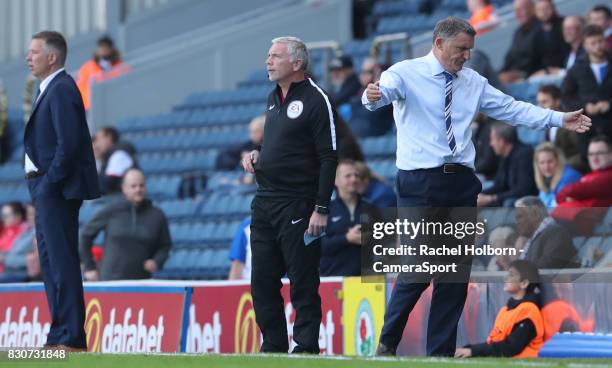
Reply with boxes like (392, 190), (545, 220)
(514, 0), (535, 26)
(563, 16), (584, 45)
(122, 168), (147, 204)
(249, 115), (266, 145)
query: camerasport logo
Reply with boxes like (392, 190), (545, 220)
(355, 299), (376, 356)
(0, 306), (50, 347)
(84, 298), (166, 352)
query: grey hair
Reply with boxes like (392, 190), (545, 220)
(491, 122), (518, 144)
(515, 196), (549, 219)
(271, 36), (309, 71)
(432, 16), (476, 44)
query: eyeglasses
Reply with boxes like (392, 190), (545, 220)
(588, 151), (611, 157)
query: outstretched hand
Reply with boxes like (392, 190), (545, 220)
(562, 109), (592, 133)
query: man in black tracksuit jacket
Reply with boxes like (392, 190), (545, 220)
(242, 37), (337, 354)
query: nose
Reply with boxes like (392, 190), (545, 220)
(463, 49), (471, 61)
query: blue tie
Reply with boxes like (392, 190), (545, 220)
(600, 65), (608, 84)
(443, 71), (457, 156)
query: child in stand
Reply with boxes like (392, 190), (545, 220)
(455, 260), (544, 358)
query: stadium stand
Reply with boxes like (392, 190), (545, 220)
(0, 0), (610, 284)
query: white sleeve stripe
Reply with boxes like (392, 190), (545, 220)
(308, 78), (337, 151)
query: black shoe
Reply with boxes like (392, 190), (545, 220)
(376, 342), (397, 356)
(291, 345), (319, 354)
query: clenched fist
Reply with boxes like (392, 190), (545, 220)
(366, 81), (381, 102)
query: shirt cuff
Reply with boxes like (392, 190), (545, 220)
(361, 90), (376, 111)
(550, 110), (564, 128)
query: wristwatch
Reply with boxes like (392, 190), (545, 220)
(314, 205), (329, 215)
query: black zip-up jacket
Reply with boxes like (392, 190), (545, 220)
(255, 78), (338, 207)
(79, 198), (171, 280)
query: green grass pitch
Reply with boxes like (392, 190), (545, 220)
(2, 353), (612, 368)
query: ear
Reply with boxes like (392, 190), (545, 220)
(293, 59), (303, 72)
(47, 51), (57, 66)
(519, 279), (530, 291)
(434, 37), (445, 51)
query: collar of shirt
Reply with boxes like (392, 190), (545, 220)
(275, 78), (308, 105)
(38, 67), (65, 95)
(424, 51), (455, 78)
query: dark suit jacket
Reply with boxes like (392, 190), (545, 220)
(483, 143), (537, 205)
(561, 54), (612, 137)
(24, 70), (100, 200)
(524, 221), (579, 269)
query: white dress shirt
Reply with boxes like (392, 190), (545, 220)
(25, 68), (65, 173)
(362, 52), (563, 171)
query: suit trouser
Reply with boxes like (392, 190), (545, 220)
(250, 196), (321, 353)
(28, 181), (86, 348)
(378, 167), (481, 356)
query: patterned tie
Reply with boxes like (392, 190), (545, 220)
(443, 71), (457, 155)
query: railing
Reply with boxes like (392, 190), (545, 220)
(305, 40), (342, 91)
(370, 32), (412, 65)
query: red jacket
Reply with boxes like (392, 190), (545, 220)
(553, 166), (612, 234)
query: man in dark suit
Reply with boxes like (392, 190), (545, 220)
(478, 123), (538, 207)
(561, 24), (612, 162)
(515, 196), (579, 269)
(24, 31), (100, 351)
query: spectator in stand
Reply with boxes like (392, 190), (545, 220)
(228, 217), (252, 280)
(468, 0), (500, 36)
(588, 5), (612, 50)
(499, 0), (540, 84)
(354, 161), (396, 208)
(347, 58), (394, 137)
(76, 36), (126, 111)
(561, 25), (612, 161)
(215, 114), (265, 171)
(479, 123), (538, 207)
(0, 203), (28, 263)
(553, 135), (612, 234)
(455, 260), (544, 358)
(515, 196), (578, 269)
(536, 85), (583, 170)
(530, 0), (569, 78)
(321, 160), (375, 276)
(0, 204), (35, 281)
(80, 168), (171, 281)
(93, 126), (138, 195)
(329, 55), (361, 106)
(533, 142), (582, 208)
(562, 16), (586, 70)
(486, 226), (519, 271)
(472, 113), (498, 180)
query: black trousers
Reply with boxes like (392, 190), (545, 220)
(379, 166), (481, 356)
(250, 196), (321, 353)
(28, 178), (86, 348)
